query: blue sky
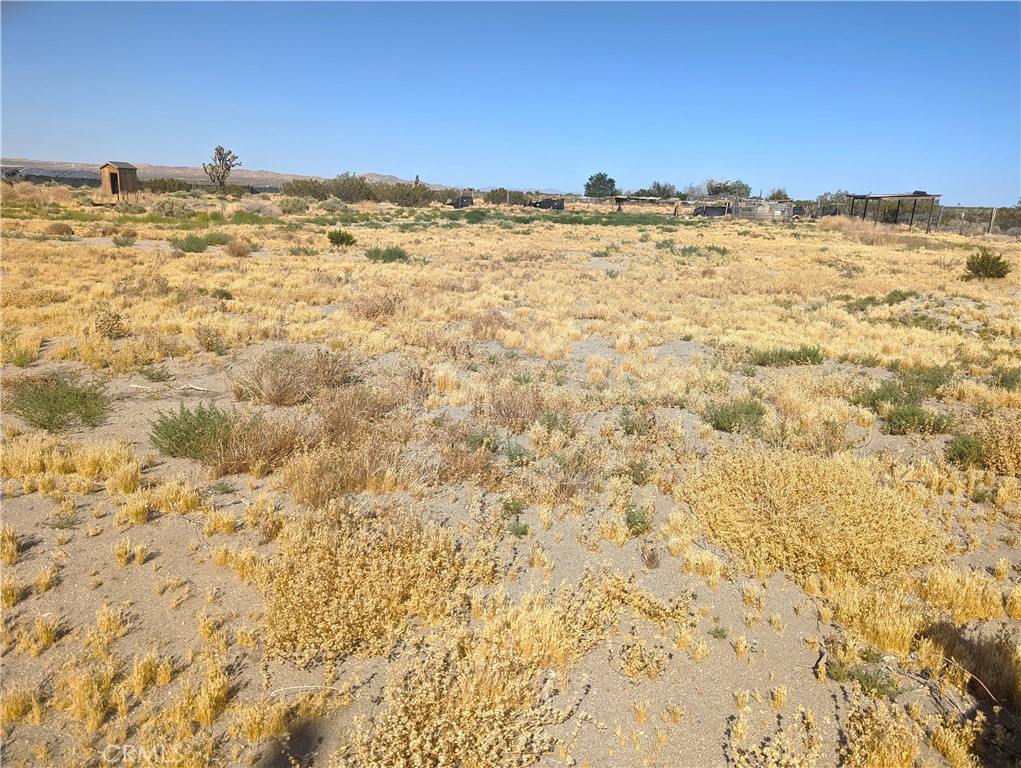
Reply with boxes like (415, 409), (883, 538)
(2, 2), (1019, 204)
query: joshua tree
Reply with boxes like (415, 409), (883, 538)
(203, 146), (241, 190)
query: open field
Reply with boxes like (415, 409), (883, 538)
(1, 181), (1020, 768)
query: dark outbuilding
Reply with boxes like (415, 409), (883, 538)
(528, 198), (564, 210)
(447, 195), (474, 209)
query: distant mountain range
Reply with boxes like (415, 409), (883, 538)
(0, 158), (458, 191)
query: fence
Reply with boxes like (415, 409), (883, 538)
(811, 201), (1020, 236)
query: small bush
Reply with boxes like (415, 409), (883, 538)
(171, 234), (210, 253)
(319, 198), (349, 212)
(965, 247), (1013, 280)
(277, 196), (311, 215)
(990, 366), (1021, 392)
(703, 398), (766, 434)
(327, 229), (357, 247)
(222, 239), (253, 258)
(749, 345), (824, 366)
(140, 365), (171, 382)
(112, 235), (136, 247)
(365, 246), (410, 263)
(945, 434), (987, 469)
(194, 324), (228, 355)
(883, 404), (952, 435)
(624, 504), (653, 537)
(203, 232), (232, 246)
(151, 198), (194, 218)
(210, 287), (234, 300)
(4, 374), (110, 432)
(45, 222), (74, 236)
(231, 347), (356, 406)
(150, 402), (234, 460)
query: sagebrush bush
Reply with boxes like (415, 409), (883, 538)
(883, 403), (952, 435)
(686, 448), (945, 580)
(703, 398), (765, 434)
(4, 373), (110, 432)
(149, 402), (234, 460)
(327, 229), (356, 247)
(151, 198), (194, 217)
(365, 245), (411, 263)
(964, 247), (1013, 279)
(276, 196), (311, 215)
(945, 433), (987, 469)
(171, 234), (210, 253)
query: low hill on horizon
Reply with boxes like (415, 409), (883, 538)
(0, 158), (458, 190)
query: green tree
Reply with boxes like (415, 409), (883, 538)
(766, 188), (789, 201)
(634, 180), (677, 198)
(584, 172), (617, 198)
(816, 189), (850, 205)
(705, 178), (751, 198)
(202, 146), (242, 190)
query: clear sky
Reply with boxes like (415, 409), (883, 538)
(2, 1), (1019, 205)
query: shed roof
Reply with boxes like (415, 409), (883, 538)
(101, 162), (137, 171)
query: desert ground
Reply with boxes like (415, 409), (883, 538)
(1, 181), (1019, 768)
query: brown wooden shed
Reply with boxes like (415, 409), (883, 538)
(100, 162), (138, 198)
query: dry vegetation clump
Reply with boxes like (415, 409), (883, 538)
(338, 639), (567, 768)
(921, 623), (1021, 709)
(264, 505), (473, 665)
(487, 380), (547, 432)
(313, 384), (400, 446)
(842, 695), (921, 768)
(917, 566), (1005, 623)
(976, 410), (1021, 476)
(231, 347), (356, 405)
(685, 448), (945, 580)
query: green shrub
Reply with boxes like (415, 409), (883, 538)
(503, 441), (531, 467)
(327, 229), (357, 247)
(749, 345), (824, 366)
(965, 247), (1013, 280)
(143, 178), (191, 194)
(883, 404), (952, 435)
(112, 235), (136, 247)
(508, 519), (529, 538)
(703, 398), (766, 434)
(624, 504), (653, 537)
(4, 374), (110, 432)
(990, 366), (1021, 392)
(140, 365), (171, 382)
(9, 349), (35, 367)
(203, 232), (232, 246)
(150, 402), (234, 460)
(898, 364), (954, 398)
(365, 246), (410, 263)
(171, 234), (210, 253)
(946, 434), (987, 469)
(210, 288), (234, 300)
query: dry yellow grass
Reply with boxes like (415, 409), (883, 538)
(685, 448), (945, 581)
